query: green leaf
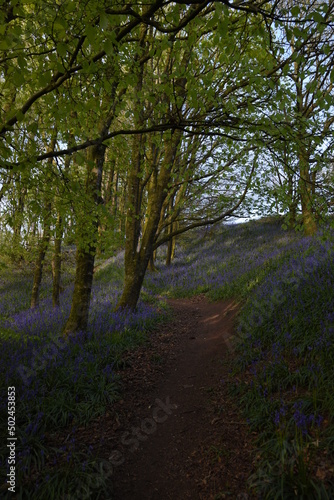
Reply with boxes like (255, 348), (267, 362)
(57, 62), (65, 73)
(278, 100), (286, 111)
(323, 44), (331, 55)
(104, 40), (114, 56)
(100, 13), (109, 30)
(85, 25), (96, 43)
(54, 19), (67, 35)
(293, 27), (302, 38)
(291, 6), (300, 17)
(282, 64), (289, 76)
(285, 28), (292, 42)
(306, 80), (317, 93)
(13, 70), (25, 86)
(215, 2), (223, 16)
(218, 17), (229, 39)
(17, 55), (26, 69)
(16, 110), (24, 122)
(0, 39), (9, 50)
(65, 1), (77, 13)
(28, 122), (39, 135)
(324, 93), (333, 106)
(312, 11), (324, 24)
(248, 102), (255, 113)
(57, 43), (68, 58)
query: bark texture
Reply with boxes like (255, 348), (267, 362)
(52, 213), (62, 307)
(117, 131), (182, 310)
(30, 212), (51, 308)
(299, 150), (317, 236)
(30, 134), (57, 308)
(63, 143), (106, 334)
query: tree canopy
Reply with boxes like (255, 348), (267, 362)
(1, 0), (333, 331)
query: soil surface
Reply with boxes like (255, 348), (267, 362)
(94, 296), (256, 499)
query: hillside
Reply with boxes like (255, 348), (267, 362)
(1, 218), (334, 498)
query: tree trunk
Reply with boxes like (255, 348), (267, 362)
(292, 49), (317, 236)
(112, 171), (119, 216)
(165, 222), (177, 266)
(63, 246), (96, 333)
(117, 131), (182, 310)
(117, 26), (188, 310)
(118, 258), (148, 309)
(287, 171), (297, 230)
(11, 176), (26, 261)
(30, 203), (52, 308)
(63, 143), (106, 335)
(30, 133), (57, 308)
(299, 151), (317, 236)
(116, 131), (146, 309)
(13, 176), (26, 241)
(287, 199), (298, 230)
(166, 235), (173, 266)
(52, 213), (62, 307)
(165, 196), (174, 266)
(148, 252), (157, 272)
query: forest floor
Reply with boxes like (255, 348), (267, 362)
(75, 295), (257, 499)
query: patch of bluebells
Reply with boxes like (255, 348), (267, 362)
(274, 402), (287, 428)
(0, 268), (53, 319)
(145, 220), (299, 298)
(293, 401), (308, 435)
(0, 284), (159, 387)
(236, 225), (334, 445)
(0, 252), (162, 495)
(145, 220), (334, 447)
(292, 401), (324, 437)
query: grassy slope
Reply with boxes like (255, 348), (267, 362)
(145, 218), (334, 498)
(1, 218), (334, 498)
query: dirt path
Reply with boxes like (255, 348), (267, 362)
(101, 296), (255, 499)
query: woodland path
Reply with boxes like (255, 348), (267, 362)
(90, 296), (255, 499)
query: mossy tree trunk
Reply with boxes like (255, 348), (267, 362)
(117, 130), (182, 310)
(286, 168), (298, 230)
(148, 252), (157, 272)
(287, 197), (298, 230)
(299, 151), (317, 235)
(117, 26), (190, 309)
(166, 223), (177, 265)
(52, 212), (62, 307)
(292, 45), (317, 236)
(30, 133), (57, 308)
(63, 143), (106, 334)
(52, 142), (72, 306)
(30, 202), (52, 308)
(165, 196), (175, 266)
(13, 174), (26, 240)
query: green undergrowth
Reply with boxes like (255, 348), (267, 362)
(94, 255), (124, 286)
